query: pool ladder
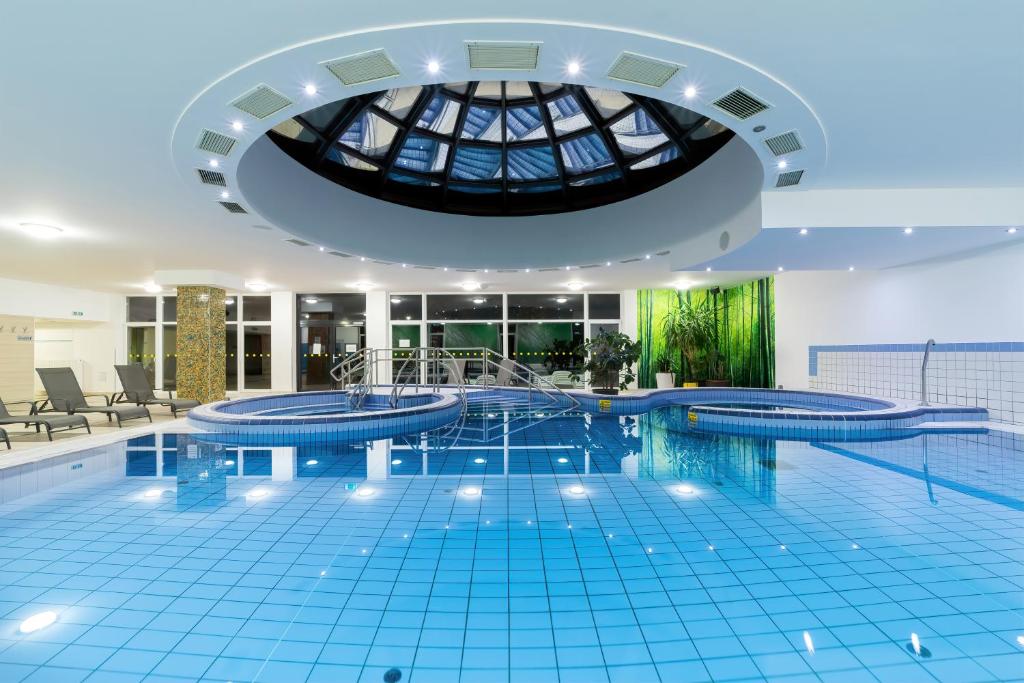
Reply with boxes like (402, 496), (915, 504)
(920, 339), (935, 406)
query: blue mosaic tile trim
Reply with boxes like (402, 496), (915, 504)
(808, 341), (1024, 376)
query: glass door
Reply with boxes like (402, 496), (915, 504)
(297, 294), (367, 391)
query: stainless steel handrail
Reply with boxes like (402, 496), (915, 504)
(389, 347), (467, 411)
(443, 347), (579, 410)
(920, 339), (935, 406)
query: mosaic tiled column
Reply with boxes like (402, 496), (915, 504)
(176, 286), (226, 404)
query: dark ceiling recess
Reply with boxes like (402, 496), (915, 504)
(267, 81), (734, 217)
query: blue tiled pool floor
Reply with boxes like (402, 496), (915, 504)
(0, 410), (1021, 682)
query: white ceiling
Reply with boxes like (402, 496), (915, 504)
(0, 1), (1021, 293)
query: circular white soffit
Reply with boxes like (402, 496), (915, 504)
(170, 21), (827, 268)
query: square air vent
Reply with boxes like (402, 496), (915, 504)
(619, 257), (641, 264)
(414, 265), (436, 270)
(466, 41), (541, 70)
(197, 129), (237, 156)
(327, 250), (352, 258)
(655, 250), (671, 256)
(776, 170), (804, 187)
(283, 238), (310, 247)
(578, 264), (601, 270)
(231, 84), (292, 119)
(712, 88), (770, 120)
(219, 201), (246, 213)
(606, 52), (681, 88)
(196, 169), (226, 186)
(323, 49), (400, 86)
(456, 268), (477, 273)
(764, 131), (803, 156)
(537, 267), (559, 272)
(252, 224), (273, 231)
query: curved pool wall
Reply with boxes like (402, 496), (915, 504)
(188, 390), (463, 440)
(475, 386), (987, 439)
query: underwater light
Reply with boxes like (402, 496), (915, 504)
(306, 459), (318, 466)
(462, 487), (481, 496)
(143, 488), (163, 498)
(247, 488), (269, 499)
(1017, 635), (1024, 646)
(803, 631), (815, 655)
(568, 485), (585, 495)
(675, 485), (694, 494)
(557, 457), (569, 464)
(356, 487), (375, 497)
(224, 459), (235, 466)
(19, 611), (57, 634)
(391, 459), (402, 465)
(473, 458), (486, 464)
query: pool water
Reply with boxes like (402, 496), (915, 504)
(0, 401), (1022, 683)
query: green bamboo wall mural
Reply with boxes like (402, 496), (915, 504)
(637, 277), (775, 388)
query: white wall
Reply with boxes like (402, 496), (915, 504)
(270, 291), (296, 392)
(776, 241), (1024, 422)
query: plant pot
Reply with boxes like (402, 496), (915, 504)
(655, 373), (675, 389)
(704, 379), (732, 387)
(592, 388), (619, 396)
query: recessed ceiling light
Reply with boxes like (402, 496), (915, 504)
(304, 83), (318, 95)
(848, 266), (855, 271)
(645, 254), (651, 259)
(799, 228), (808, 235)
(443, 267), (448, 271)
(460, 281), (481, 291)
(472, 298), (485, 304)
(318, 246), (325, 252)
(19, 611), (57, 634)
(605, 262), (611, 267)
(359, 256), (366, 262)
(18, 223), (63, 240)
(208, 159), (220, 168)
(555, 297), (568, 304)
(483, 268), (489, 273)
(673, 281), (692, 290)
(245, 281), (269, 292)
(401, 263), (407, 268)
(683, 85), (697, 99)
(566, 281), (584, 291)
(777, 266), (784, 272)
(1007, 227), (1018, 234)
(352, 282), (375, 291)
(777, 160), (788, 170)
(904, 227), (914, 235)
(143, 282), (162, 294)
(391, 297), (402, 304)
(564, 266), (571, 271)
(220, 191), (230, 199)
(231, 120), (244, 132)
(304, 297), (318, 304)
(427, 60), (440, 74)
(705, 267), (712, 272)
(567, 61), (581, 75)
(525, 268), (531, 273)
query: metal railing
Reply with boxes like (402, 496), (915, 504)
(443, 347), (579, 411)
(920, 338), (935, 406)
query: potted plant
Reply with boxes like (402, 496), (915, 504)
(655, 353), (675, 389)
(571, 329), (641, 395)
(705, 347), (731, 387)
(662, 300), (716, 387)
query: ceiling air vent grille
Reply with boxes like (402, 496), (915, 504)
(414, 265), (436, 270)
(619, 257), (641, 264)
(466, 41), (541, 70)
(372, 260), (393, 265)
(455, 268), (477, 273)
(252, 224), (273, 231)
(764, 131), (803, 156)
(496, 269), (517, 273)
(537, 267), (559, 272)
(196, 169), (226, 186)
(197, 129), (237, 156)
(283, 238), (310, 246)
(327, 250), (352, 258)
(776, 170), (804, 188)
(231, 84), (292, 119)
(219, 201), (246, 214)
(655, 250), (671, 256)
(606, 52), (681, 88)
(578, 264), (601, 270)
(324, 49), (400, 86)
(712, 88), (770, 120)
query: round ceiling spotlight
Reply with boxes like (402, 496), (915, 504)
(567, 61), (581, 75)
(303, 83), (318, 95)
(266, 80), (734, 217)
(566, 281), (584, 291)
(460, 281), (482, 291)
(683, 85), (697, 99)
(231, 120), (244, 132)
(427, 60), (440, 74)
(903, 227), (914, 235)
(799, 228), (808, 235)
(1009, 227), (1018, 234)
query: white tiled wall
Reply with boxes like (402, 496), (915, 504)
(811, 348), (1024, 424)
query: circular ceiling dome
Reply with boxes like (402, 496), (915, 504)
(267, 81), (734, 216)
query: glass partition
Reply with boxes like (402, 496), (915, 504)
(127, 327), (156, 386)
(427, 294), (501, 320)
(162, 326), (177, 391)
(297, 293), (367, 391)
(390, 295), (423, 321)
(508, 294), (583, 320)
(243, 326), (272, 390)
(509, 322), (584, 374)
(588, 293), (621, 319)
(127, 297), (157, 323)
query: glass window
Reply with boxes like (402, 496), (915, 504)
(629, 146), (680, 171)
(243, 326), (272, 390)
(509, 322), (584, 372)
(297, 293), (366, 321)
(559, 132), (614, 175)
(588, 293), (621, 319)
(428, 322), (501, 379)
(427, 294), (502, 320)
(338, 111), (399, 158)
(395, 135), (450, 174)
(375, 86), (423, 120)
(507, 145), (558, 181)
(162, 296), (177, 323)
(225, 296), (238, 322)
(390, 295), (422, 321)
(127, 297), (157, 323)
(391, 324), (421, 350)
(508, 294), (583, 320)
(460, 106), (501, 141)
(242, 296), (271, 321)
(225, 326), (238, 391)
(162, 326), (177, 391)
(127, 327), (156, 386)
(505, 105), (545, 142)
(584, 88), (632, 119)
(415, 95), (461, 135)
(451, 145), (503, 180)
(547, 95), (588, 134)
(610, 109), (668, 157)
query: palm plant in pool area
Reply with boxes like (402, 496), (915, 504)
(572, 329), (641, 394)
(661, 299), (719, 384)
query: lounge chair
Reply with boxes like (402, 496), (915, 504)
(36, 367), (151, 427)
(0, 397), (91, 448)
(549, 370), (579, 389)
(113, 364), (200, 417)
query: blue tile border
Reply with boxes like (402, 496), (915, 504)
(808, 341), (1024, 376)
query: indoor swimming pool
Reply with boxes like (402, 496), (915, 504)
(0, 401), (1021, 683)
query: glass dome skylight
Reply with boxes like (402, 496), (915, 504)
(268, 81), (733, 216)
